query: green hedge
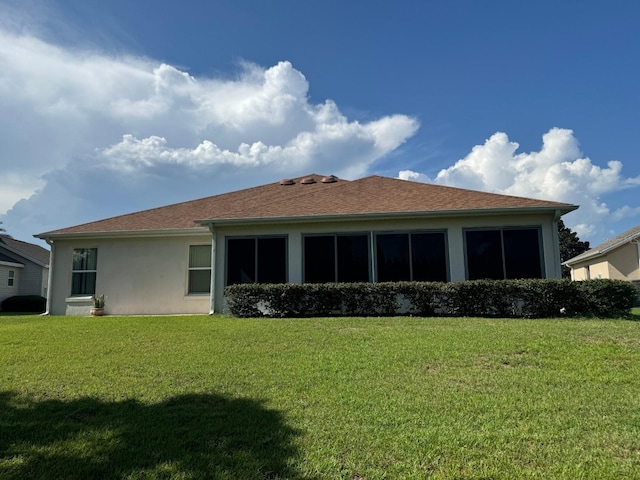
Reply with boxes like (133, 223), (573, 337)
(225, 279), (638, 319)
(0, 295), (47, 313)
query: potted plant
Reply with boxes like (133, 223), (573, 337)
(90, 294), (106, 316)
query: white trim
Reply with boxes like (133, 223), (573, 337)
(65, 295), (93, 303)
(196, 205), (578, 228)
(36, 227), (209, 241)
(0, 260), (24, 268)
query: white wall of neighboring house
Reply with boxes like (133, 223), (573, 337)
(0, 262), (23, 305)
(47, 211), (561, 315)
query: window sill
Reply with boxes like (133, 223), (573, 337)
(66, 295), (93, 304)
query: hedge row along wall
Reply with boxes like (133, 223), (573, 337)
(225, 279), (638, 319)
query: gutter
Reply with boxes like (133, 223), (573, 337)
(42, 238), (55, 316)
(34, 227), (209, 242)
(195, 205), (579, 228)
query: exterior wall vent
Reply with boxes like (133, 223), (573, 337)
(321, 175), (338, 183)
(279, 179), (295, 186)
(300, 177), (316, 184)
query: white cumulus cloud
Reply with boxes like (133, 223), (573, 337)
(0, 26), (418, 243)
(399, 128), (640, 241)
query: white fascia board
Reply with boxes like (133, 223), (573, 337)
(0, 260), (25, 268)
(195, 205), (576, 228)
(35, 227), (210, 242)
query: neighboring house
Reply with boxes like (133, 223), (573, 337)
(35, 174), (578, 316)
(0, 234), (50, 309)
(564, 224), (640, 302)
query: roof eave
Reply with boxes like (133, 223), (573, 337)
(35, 226), (209, 241)
(0, 260), (25, 268)
(196, 205), (577, 227)
(564, 232), (640, 266)
(0, 243), (49, 268)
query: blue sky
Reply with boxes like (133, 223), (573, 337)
(1, 0), (639, 247)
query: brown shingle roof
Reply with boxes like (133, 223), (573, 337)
(37, 174), (577, 237)
(0, 234), (50, 266)
(564, 223), (640, 265)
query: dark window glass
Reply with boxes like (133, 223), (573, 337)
(71, 248), (97, 295)
(71, 272), (96, 295)
(337, 235), (370, 282)
(188, 270), (211, 293)
(466, 228), (543, 280)
(227, 238), (256, 285)
(304, 234), (370, 283)
(503, 229), (542, 279)
(466, 230), (504, 280)
(72, 248), (97, 271)
(377, 234), (410, 282)
(227, 237), (287, 285)
(411, 232), (448, 282)
(304, 236), (335, 283)
(257, 237), (287, 283)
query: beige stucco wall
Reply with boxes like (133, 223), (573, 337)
(48, 233), (212, 315)
(606, 243), (640, 280)
(46, 211), (563, 316)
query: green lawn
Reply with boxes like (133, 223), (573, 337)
(1, 314), (640, 479)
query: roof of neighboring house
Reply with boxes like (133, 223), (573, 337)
(36, 174), (577, 238)
(0, 251), (24, 266)
(0, 234), (50, 267)
(564, 224), (640, 266)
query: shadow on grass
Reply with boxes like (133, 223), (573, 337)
(0, 391), (307, 479)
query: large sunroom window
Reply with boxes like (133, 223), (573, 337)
(376, 231), (448, 282)
(465, 228), (543, 280)
(71, 248), (97, 295)
(226, 236), (287, 285)
(304, 234), (370, 283)
(188, 245), (212, 294)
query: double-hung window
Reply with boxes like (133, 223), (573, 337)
(376, 231), (448, 282)
(226, 236), (287, 285)
(465, 228), (543, 280)
(304, 234), (370, 283)
(188, 245), (212, 294)
(71, 248), (97, 295)
(7, 270), (15, 287)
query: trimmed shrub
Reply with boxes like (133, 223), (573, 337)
(225, 279), (637, 319)
(1, 295), (46, 313)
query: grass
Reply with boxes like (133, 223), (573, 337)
(1, 314), (640, 479)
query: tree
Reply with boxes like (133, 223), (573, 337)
(558, 220), (590, 278)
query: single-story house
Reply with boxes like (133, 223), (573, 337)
(35, 174), (577, 316)
(563, 224), (640, 301)
(0, 234), (50, 308)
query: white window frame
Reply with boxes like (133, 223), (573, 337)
(7, 270), (15, 287)
(71, 248), (98, 296)
(187, 244), (212, 295)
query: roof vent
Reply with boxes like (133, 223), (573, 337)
(300, 177), (316, 185)
(321, 175), (337, 183)
(279, 178), (295, 186)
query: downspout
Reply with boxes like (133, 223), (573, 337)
(42, 238), (54, 315)
(552, 210), (562, 279)
(208, 224), (217, 314)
